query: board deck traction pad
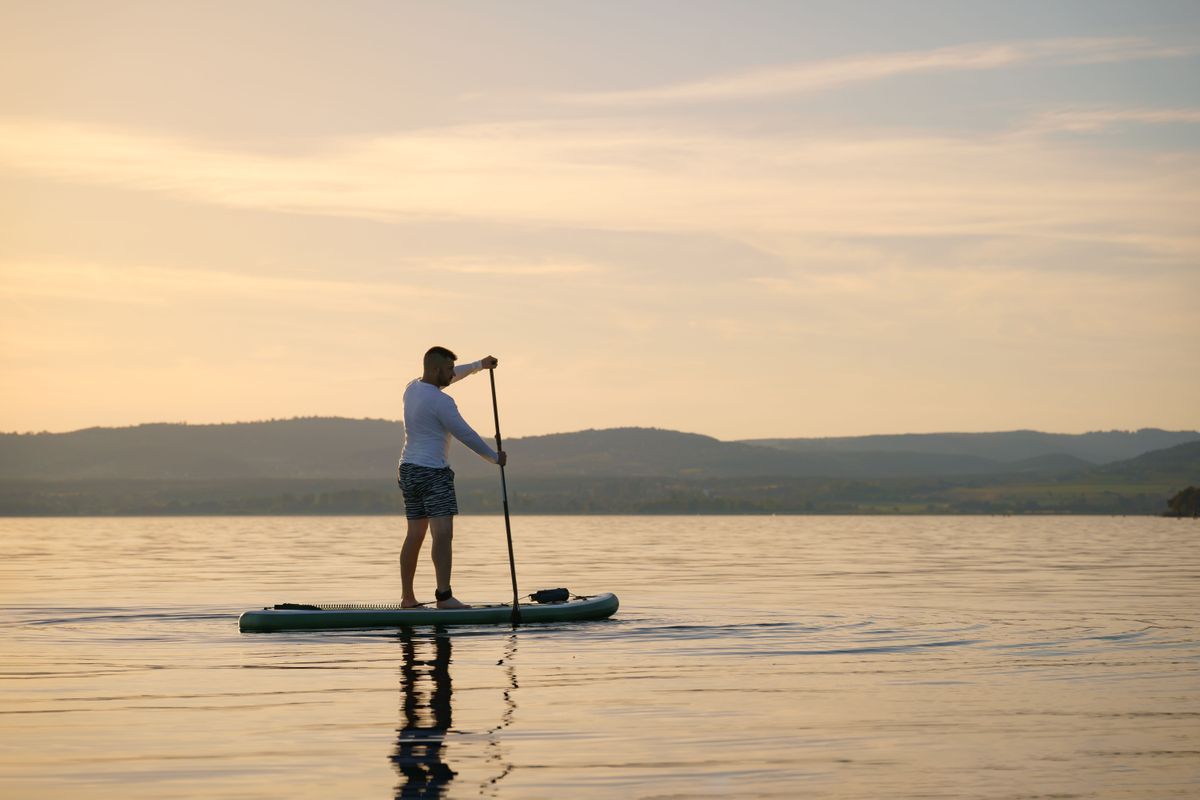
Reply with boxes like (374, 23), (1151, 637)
(269, 588), (584, 611)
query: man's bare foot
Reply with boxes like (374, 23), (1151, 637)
(401, 598), (422, 609)
(436, 596), (471, 609)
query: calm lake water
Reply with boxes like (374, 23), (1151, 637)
(1, 515), (1197, 799)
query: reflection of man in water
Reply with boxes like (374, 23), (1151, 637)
(392, 632), (454, 798)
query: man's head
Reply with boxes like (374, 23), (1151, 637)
(422, 346), (457, 387)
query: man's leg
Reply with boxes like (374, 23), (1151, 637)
(400, 517), (429, 608)
(429, 515), (468, 609)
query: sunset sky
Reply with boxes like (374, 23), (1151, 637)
(2, 0), (1198, 440)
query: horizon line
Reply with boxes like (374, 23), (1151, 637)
(2, 416), (1195, 440)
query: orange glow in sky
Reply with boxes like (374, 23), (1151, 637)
(2, 2), (1197, 438)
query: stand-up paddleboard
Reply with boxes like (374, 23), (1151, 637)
(239, 591), (618, 632)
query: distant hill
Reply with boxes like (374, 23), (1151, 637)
(1092, 440), (1200, 482)
(450, 427), (1074, 480)
(1000, 453), (1097, 475)
(3, 419), (1197, 483)
(0, 418), (403, 480)
(741, 429), (1200, 464)
(1, 419), (1196, 516)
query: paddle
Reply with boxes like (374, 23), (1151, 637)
(489, 367), (521, 626)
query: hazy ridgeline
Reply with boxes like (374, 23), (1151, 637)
(1, 419), (1197, 515)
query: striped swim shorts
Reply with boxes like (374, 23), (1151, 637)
(398, 463), (458, 520)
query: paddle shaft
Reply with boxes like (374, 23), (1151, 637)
(489, 368), (521, 625)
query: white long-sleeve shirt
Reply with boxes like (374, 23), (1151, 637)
(399, 360), (499, 468)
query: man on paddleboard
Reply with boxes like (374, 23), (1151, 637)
(399, 346), (506, 609)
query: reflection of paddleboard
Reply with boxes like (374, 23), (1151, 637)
(239, 591), (619, 632)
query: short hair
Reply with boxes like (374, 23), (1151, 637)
(423, 346), (457, 370)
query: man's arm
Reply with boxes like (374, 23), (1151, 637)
(437, 397), (500, 464)
(449, 355), (498, 384)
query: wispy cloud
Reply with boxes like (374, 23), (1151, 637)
(1025, 107), (1200, 133)
(749, 263), (1195, 348)
(547, 37), (1194, 107)
(1, 114), (1197, 262)
(0, 260), (455, 312)
(434, 258), (600, 276)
